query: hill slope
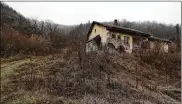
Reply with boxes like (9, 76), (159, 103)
(1, 2), (181, 104)
(1, 49), (181, 104)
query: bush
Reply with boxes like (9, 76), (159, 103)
(1, 28), (53, 57)
(138, 44), (181, 78)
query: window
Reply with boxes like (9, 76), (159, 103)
(95, 29), (96, 33)
(112, 34), (115, 38)
(124, 36), (129, 45)
(117, 35), (121, 40)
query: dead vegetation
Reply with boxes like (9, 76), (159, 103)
(0, 26), (55, 58)
(1, 2), (181, 104)
(1, 42), (181, 104)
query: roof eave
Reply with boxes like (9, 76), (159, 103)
(148, 37), (172, 43)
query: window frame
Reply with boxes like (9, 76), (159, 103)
(124, 36), (130, 45)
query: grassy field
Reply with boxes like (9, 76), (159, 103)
(1, 50), (181, 104)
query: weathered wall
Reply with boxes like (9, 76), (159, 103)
(106, 32), (123, 48)
(106, 32), (133, 53)
(119, 33), (133, 53)
(86, 41), (98, 52)
(149, 41), (169, 53)
(88, 24), (109, 44)
(87, 24), (169, 53)
(87, 24), (134, 53)
(149, 41), (155, 49)
(163, 43), (168, 53)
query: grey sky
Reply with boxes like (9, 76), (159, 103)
(5, 2), (181, 25)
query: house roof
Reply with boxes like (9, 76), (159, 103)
(148, 36), (172, 43)
(87, 21), (151, 40)
(86, 21), (172, 43)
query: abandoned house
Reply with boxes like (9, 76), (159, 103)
(86, 20), (171, 53)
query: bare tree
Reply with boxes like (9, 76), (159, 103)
(40, 21), (45, 36)
(45, 20), (59, 44)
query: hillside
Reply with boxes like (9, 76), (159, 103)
(1, 2), (181, 104)
(1, 48), (181, 104)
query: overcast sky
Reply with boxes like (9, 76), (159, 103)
(5, 2), (181, 25)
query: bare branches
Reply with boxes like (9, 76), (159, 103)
(45, 20), (59, 43)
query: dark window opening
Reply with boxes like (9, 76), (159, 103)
(95, 29), (96, 33)
(112, 34), (115, 38)
(124, 36), (129, 45)
(117, 35), (121, 40)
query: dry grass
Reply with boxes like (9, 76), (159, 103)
(1, 46), (181, 104)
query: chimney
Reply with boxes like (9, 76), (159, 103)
(114, 19), (119, 26)
(148, 31), (153, 37)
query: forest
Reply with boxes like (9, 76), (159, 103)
(1, 2), (181, 57)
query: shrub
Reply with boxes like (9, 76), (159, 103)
(1, 28), (53, 57)
(138, 43), (181, 78)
